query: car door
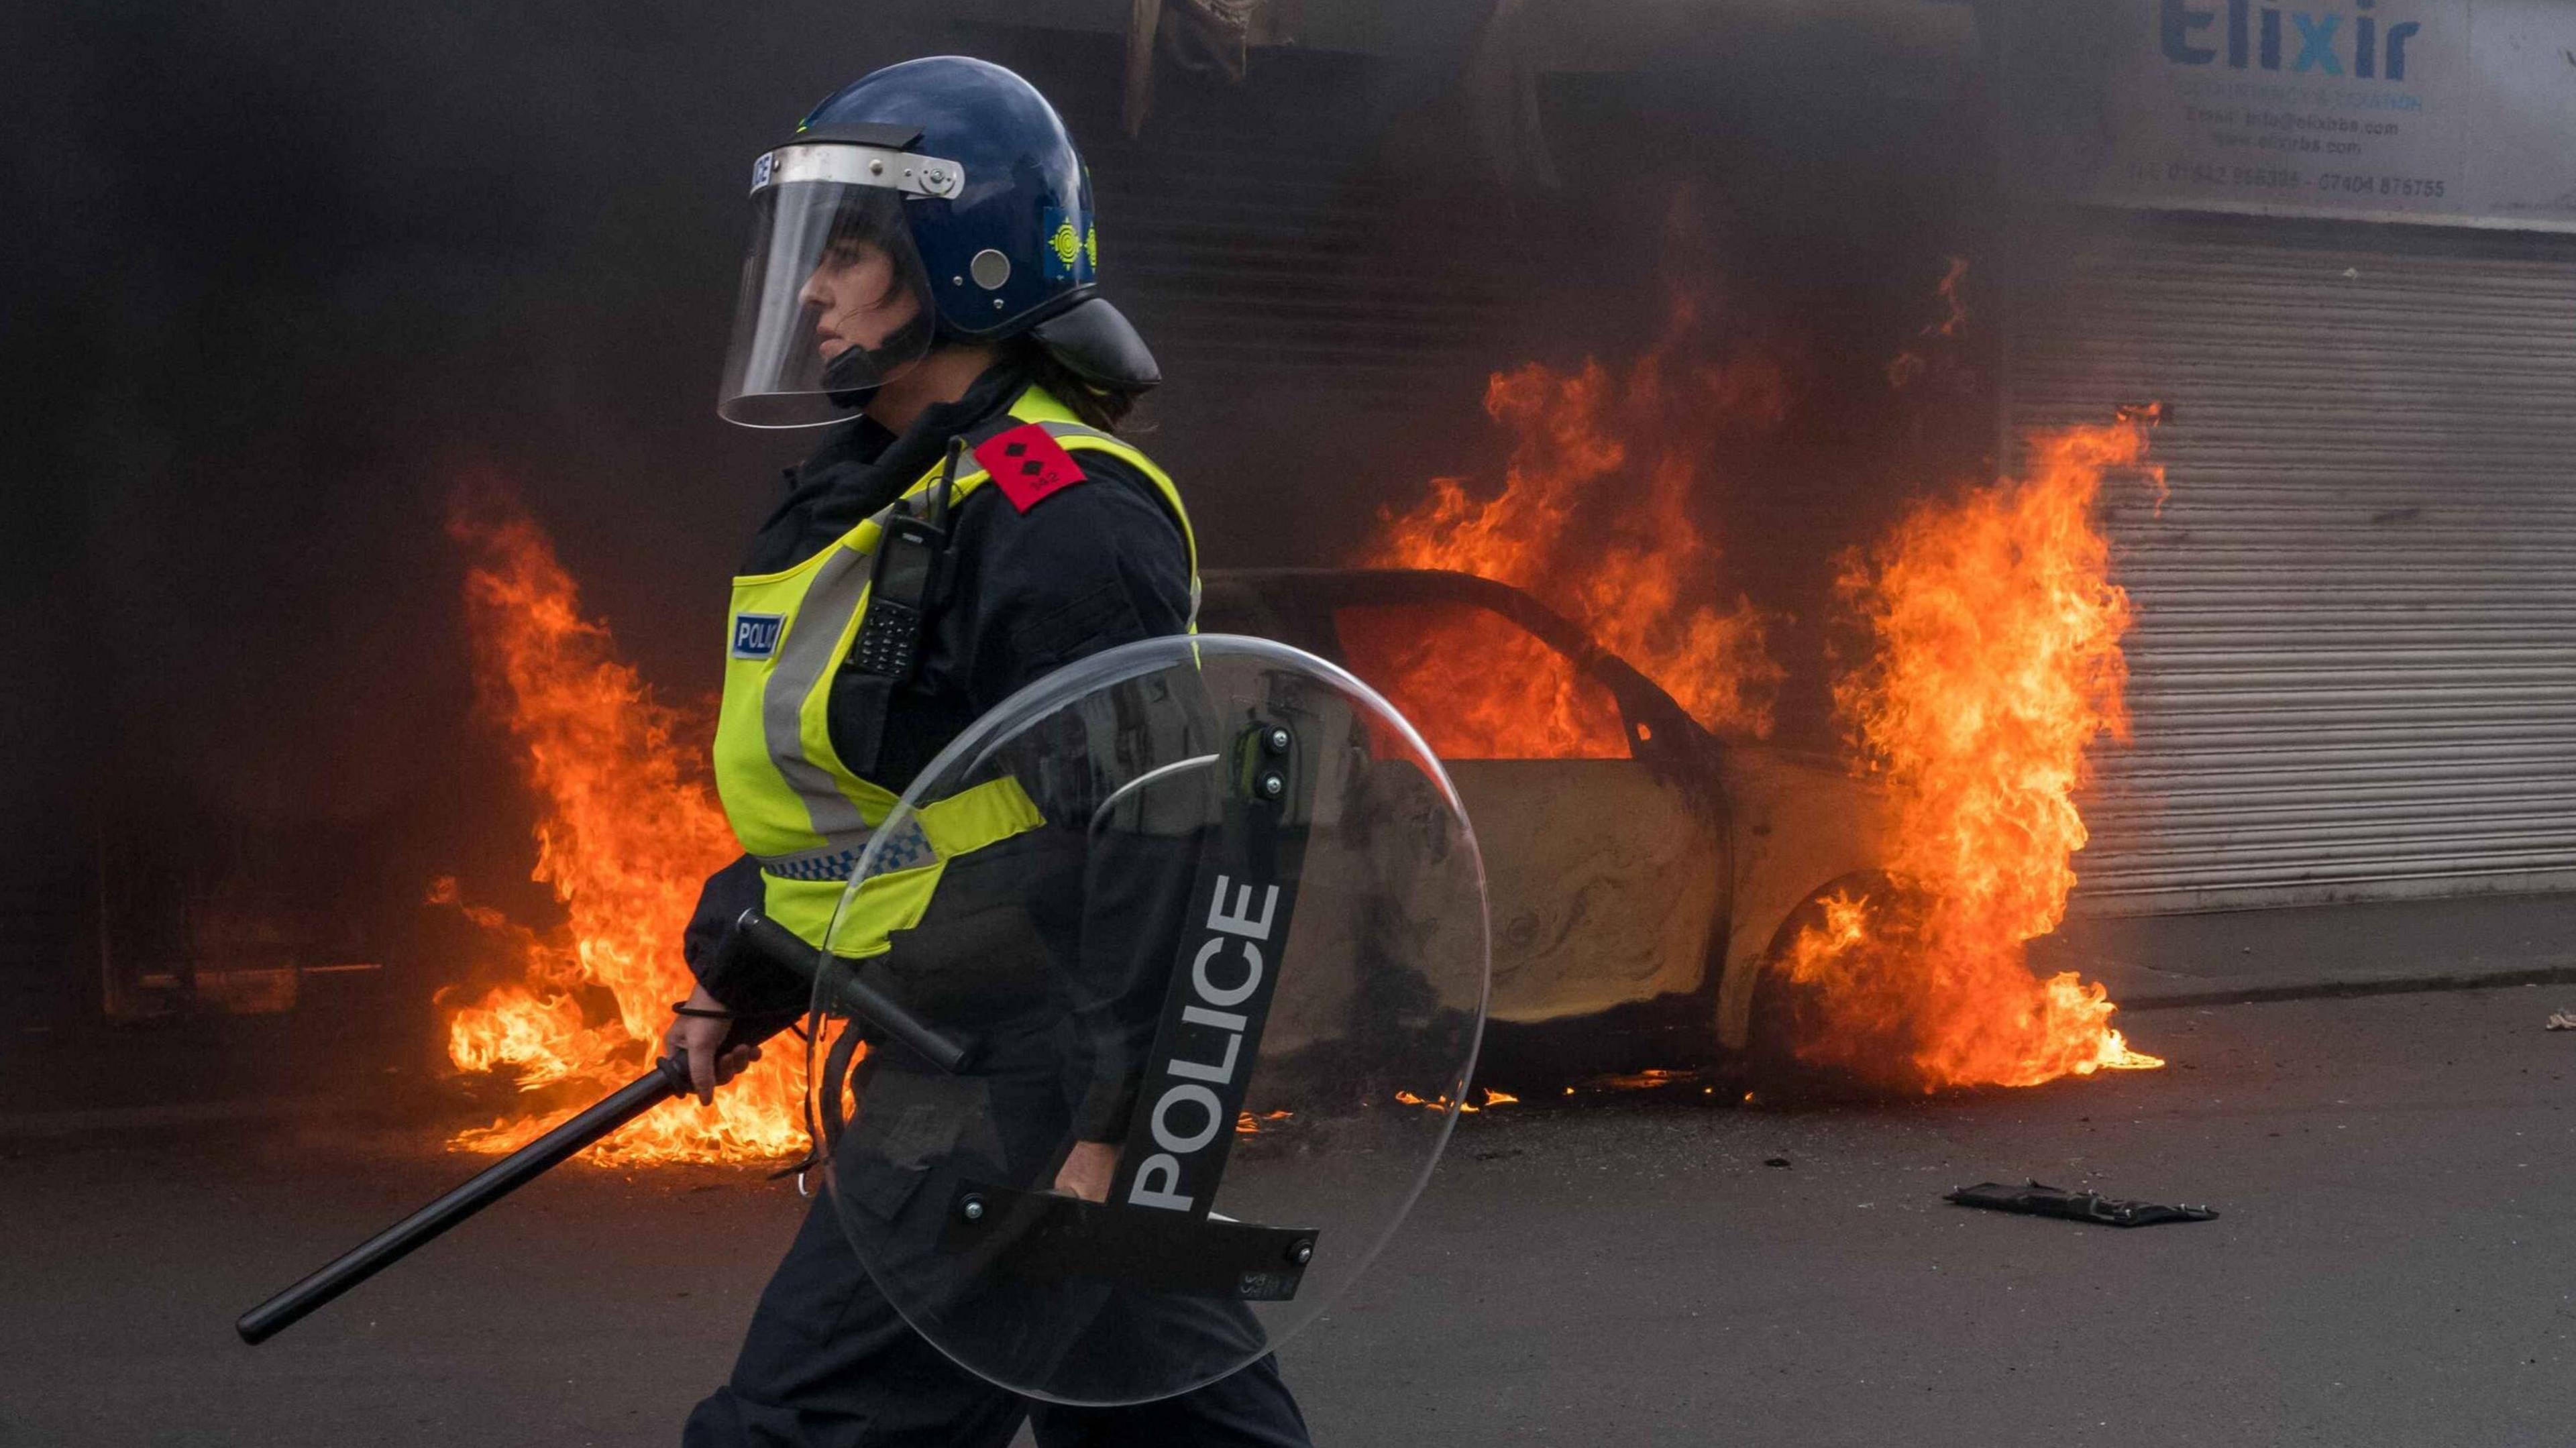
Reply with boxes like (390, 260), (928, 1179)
(1320, 594), (1727, 1025)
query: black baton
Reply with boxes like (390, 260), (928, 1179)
(235, 909), (963, 1345)
(735, 911), (966, 1075)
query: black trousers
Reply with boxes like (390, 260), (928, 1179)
(682, 1184), (1314, 1448)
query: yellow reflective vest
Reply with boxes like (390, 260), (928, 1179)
(711, 384), (1197, 953)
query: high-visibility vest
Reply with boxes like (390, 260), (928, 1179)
(711, 384), (1199, 952)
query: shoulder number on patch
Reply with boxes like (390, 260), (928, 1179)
(731, 612), (785, 660)
(974, 424), (1087, 513)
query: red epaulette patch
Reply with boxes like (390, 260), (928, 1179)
(975, 424), (1089, 513)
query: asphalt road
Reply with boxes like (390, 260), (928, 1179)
(8, 985), (2576, 1447)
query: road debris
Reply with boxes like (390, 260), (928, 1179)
(2545, 1011), (2576, 1032)
(1945, 1180), (2217, 1227)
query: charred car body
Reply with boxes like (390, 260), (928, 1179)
(1198, 568), (1891, 1079)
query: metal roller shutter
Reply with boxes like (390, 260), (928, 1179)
(1086, 106), (1518, 406)
(2006, 212), (2576, 912)
(973, 33), (1521, 565)
(996, 40), (1519, 414)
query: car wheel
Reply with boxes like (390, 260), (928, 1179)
(1743, 870), (1937, 1099)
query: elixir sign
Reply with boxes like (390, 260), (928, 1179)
(2160, 1), (2426, 82)
(2010, 0), (2576, 231)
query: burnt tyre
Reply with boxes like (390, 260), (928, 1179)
(1743, 871), (1940, 1099)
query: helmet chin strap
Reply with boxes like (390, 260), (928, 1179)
(820, 310), (936, 408)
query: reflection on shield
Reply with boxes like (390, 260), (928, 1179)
(802, 634), (1490, 1406)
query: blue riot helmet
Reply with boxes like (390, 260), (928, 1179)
(717, 56), (1160, 429)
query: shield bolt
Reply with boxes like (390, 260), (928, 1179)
(1286, 1239), (1313, 1266)
(1258, 772), (1285, 799)
(960, 1194), (987, 1223)
(1264, 727), (1290, 754)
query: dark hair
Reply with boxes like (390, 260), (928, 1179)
(1010, 336), (1144, 433)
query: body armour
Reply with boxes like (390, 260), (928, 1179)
(708, 383), (1198, 954)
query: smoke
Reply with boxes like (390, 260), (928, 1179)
(0, 3), (1462, 826)
(1377, 48), (2012, 744)
(0, 3), (989, 865)
(0, 1), (2017, 1019)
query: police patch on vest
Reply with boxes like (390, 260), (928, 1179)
(731, 612), (785, 660)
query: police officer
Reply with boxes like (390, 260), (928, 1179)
(662, 57), (1313, 1447)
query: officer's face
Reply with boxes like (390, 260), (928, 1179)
(798, 237), (917, 361)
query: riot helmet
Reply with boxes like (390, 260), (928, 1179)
(718, 56), (1160, 429)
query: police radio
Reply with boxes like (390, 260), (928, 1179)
(846, 437), (962, 682)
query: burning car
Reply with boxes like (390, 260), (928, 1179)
(431, 441), (2160, 1165)
(1196, 567), (1891, 1076)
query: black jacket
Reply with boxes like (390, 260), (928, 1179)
(684, 362), (1191, 1141)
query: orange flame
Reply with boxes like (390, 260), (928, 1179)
(1362, 299), (1786, 755)
(1778, 421), (2166, 1089)
(1391, 1089), (1519, 1115)
(1588, 1068), (1708, 1092)
(1356, 264), (2159, 1092)
(1336, 602), (1629, 760)
(437, 490), (803, 1163)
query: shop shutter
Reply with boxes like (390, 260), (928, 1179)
(2006, 212), (2576, 911)
(1004, 40), (1519, 415)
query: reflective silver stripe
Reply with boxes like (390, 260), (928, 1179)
(752, 143), (963, 199)
(761, 425), (1173, 854)
(762, 545), (875, 839)
(755, 816), (936, 884)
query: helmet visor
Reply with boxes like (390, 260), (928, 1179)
(717, 150), (941, 429)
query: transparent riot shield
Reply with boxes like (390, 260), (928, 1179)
(802, 634), (1489, 1405)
